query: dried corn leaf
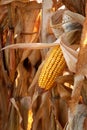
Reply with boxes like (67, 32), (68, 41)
(0, 0), (30, 5)
(76, 9), (87, 77)
(57, 84), (71, 100)
(56, 75), (74, 85)
(62, 11), (83, 33)
(32, 92), (51, 130)
(0, 6), (7, 24)
(59, 0), (85, 15)
(21, 50), (32, 62)
(81, 78), (87, 105)
(71, 74), (84, 102)
(11, 1), (42, 11)
(66, 104), (87, 130)
(7, 98), (22, 130)
(28, 50), (41, 66)
(20, 96), (31, 130)
(1, 37), (78, 74)
(14, 19), (23, 38)
(11, 98), (22, 123)
(28, 62), (44, 97)
(1, 42), (59, 50)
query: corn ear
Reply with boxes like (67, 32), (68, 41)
(38, 45), (66, 90)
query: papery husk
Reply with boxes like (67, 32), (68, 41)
(50, 9), (65, 38)
(57, 36), (78, 73)
(63, 10), (85, 25)
(62, 10), (83, 33)
(51, 9), (82, 46)
(64, 29), (81, 45)
(56, 75), (74, 85)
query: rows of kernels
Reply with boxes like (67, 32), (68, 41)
(38, 45), (66, 90)
(38, 46), (60, 87)
(45, 51), (64, 89)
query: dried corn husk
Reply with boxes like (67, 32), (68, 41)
(51, 9), (82, 46)
(64, 29), (81, 45)
(63, 10), (85, 25)
(54, 37), (78, 73)
(62, 11), (83, 47)
(50, 9), (66, 38)
(60, 44), (78, 73)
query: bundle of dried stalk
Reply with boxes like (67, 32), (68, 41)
(65, 104), (87, 130)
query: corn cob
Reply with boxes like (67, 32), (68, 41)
(38, 45), (66, 90)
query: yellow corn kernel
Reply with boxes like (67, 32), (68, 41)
(38, 45), (66, 90)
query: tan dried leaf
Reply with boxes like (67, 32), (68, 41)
(41, 0), (53, 42)
(66, 104), (87, 130)
(1, 42), (58, 50)
(58, 36), (78, 73)
(63, 10), (85, 25)
(0, 0), (29, 5)
(59, 0), (85, 15)
(76, 7), (87, 77)
(10, 98), (22, 123)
